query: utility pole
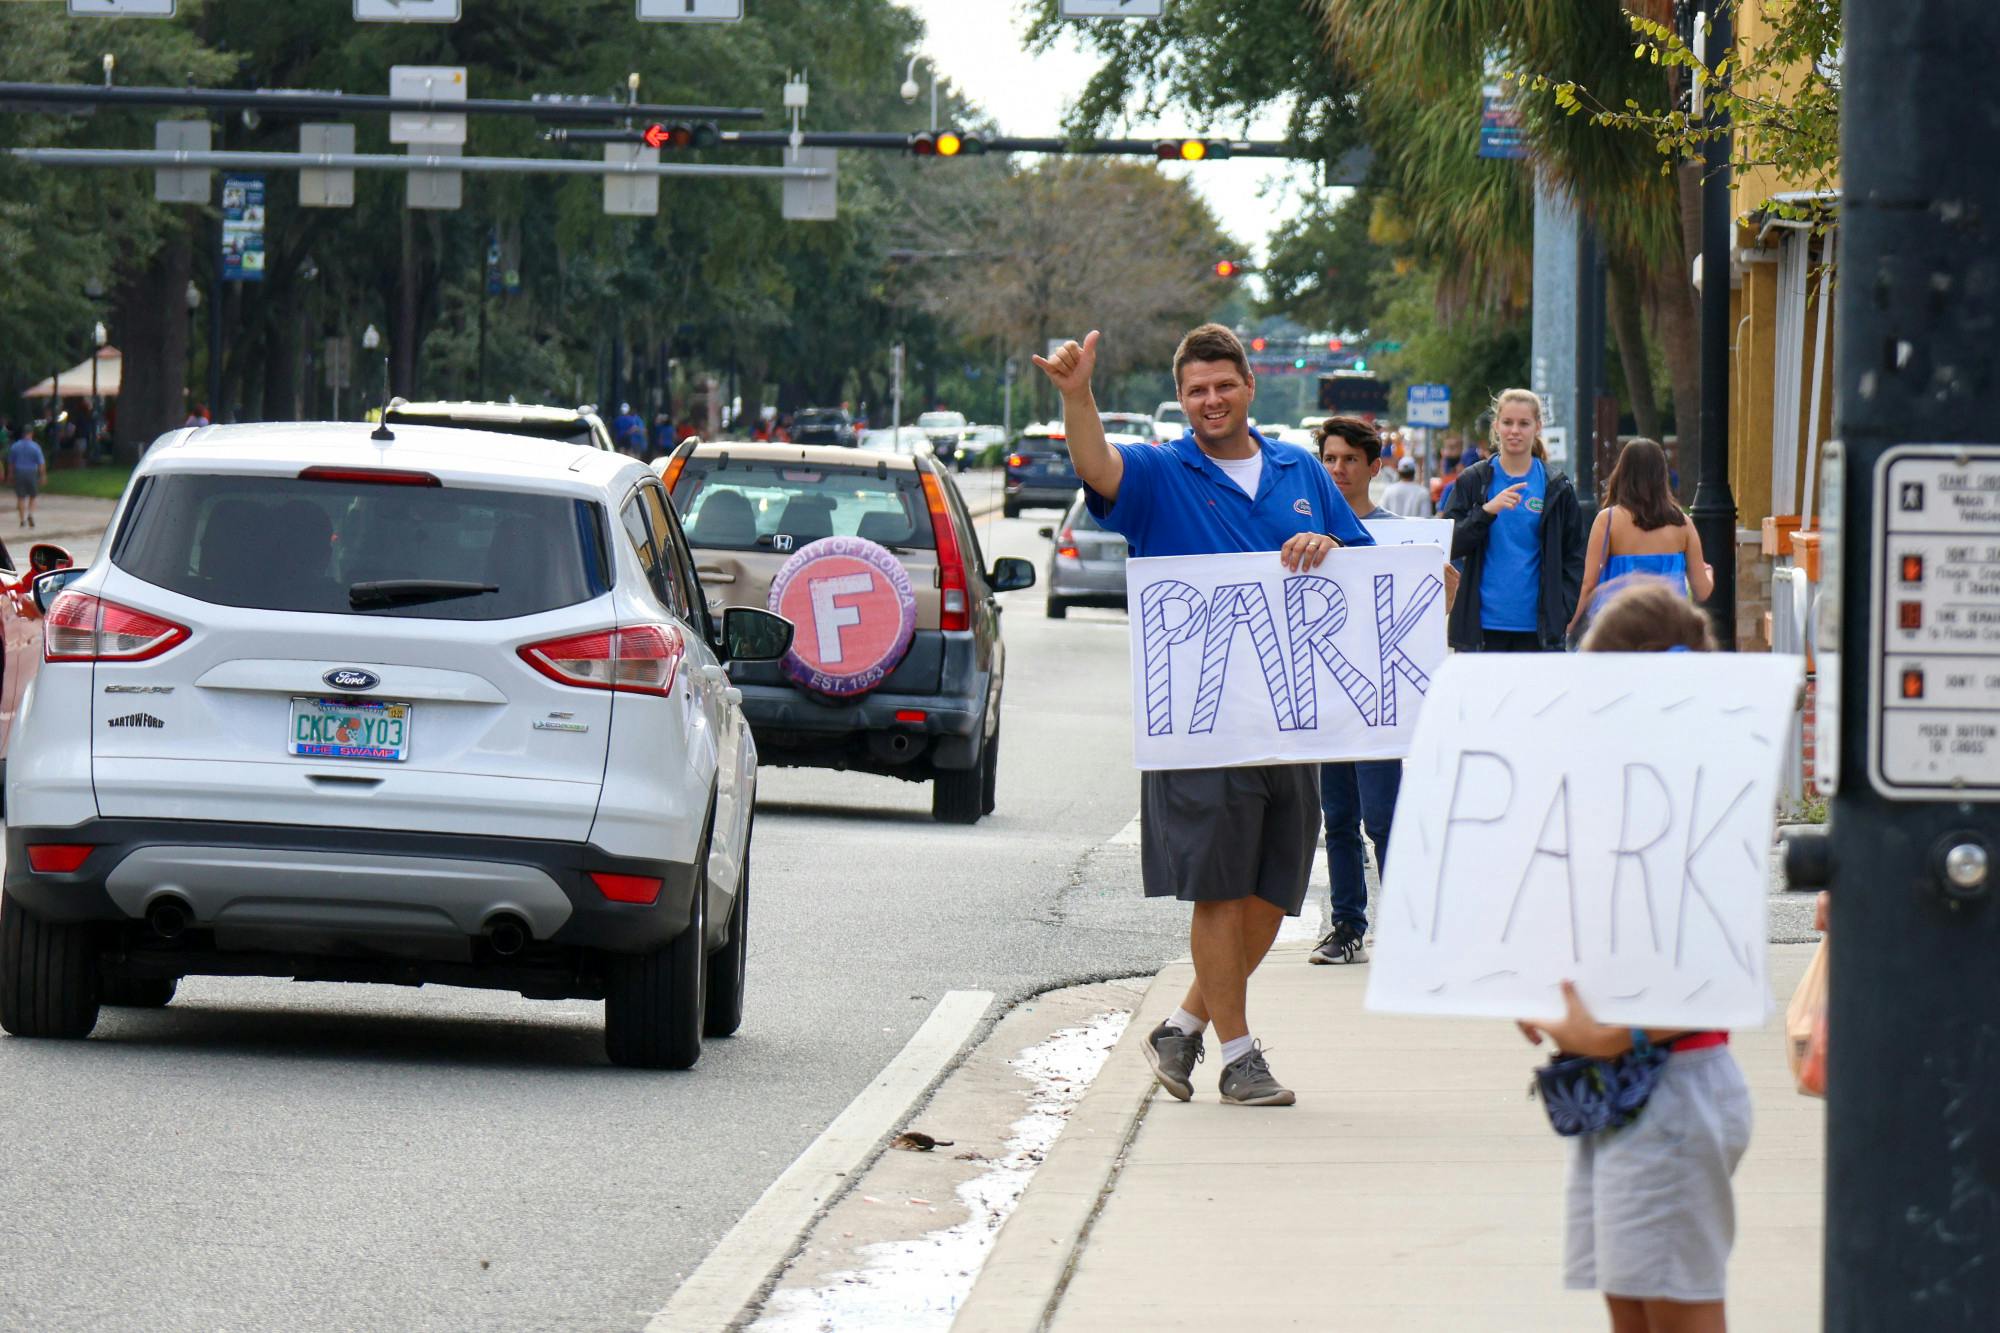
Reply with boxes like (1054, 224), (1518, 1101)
(1689, 1), (1739, 648)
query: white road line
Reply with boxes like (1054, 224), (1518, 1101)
(1108, 813), (1142, 847)
(645, 989), (995, 1333)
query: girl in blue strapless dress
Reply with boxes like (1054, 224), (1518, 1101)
(1568, 438), (1715, 635)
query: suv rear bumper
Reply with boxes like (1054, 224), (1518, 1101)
(4, 819), (699, 955)
(1004, 479), (1078, 509)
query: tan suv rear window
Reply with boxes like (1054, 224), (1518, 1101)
(671, 459), (935, 552)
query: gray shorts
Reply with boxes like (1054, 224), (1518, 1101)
(13, 476), (37, 499)
(1139, 763), (1320, 915)
(1564, 1046), (1753, 1302)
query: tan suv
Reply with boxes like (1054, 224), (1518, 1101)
(657, 440), (1034, 822)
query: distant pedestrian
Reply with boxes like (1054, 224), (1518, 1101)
(1309, 417), (1405, 966)
(1520, 581), (1751, 1333)
(611, 402), (646, 455)
(7, 423), (47, 529)
(1569, 438), (1716, 636)
(1439, 389), (1584, 652)
(653, 414), (676, 457)
(1034, 323), (1372, 1108)
(1380, 456), (1434, 517)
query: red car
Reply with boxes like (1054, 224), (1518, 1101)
(0, 540), (78, 788)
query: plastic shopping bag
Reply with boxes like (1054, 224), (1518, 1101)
(1786, 938), (1829, 1098)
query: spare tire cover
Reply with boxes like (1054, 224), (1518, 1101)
(767, 535), (918, 697)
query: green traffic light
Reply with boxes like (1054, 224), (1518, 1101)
(1354, 359), (1367, 371)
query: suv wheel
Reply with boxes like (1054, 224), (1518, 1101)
(1045, 596), (1068, 619)
(932, 751), (985, 824)
(980, 725), (1001, 817)
(703, 838), (750, 1039)
(0, 891), (102, 1039)
(101, 976), (178, 1008)
(604, 843), (708, 1070)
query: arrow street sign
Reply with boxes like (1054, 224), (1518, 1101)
(638, 0), (745, 21)
(69, 1), (176, 15)
(1058, 0), (1164, 17)
(355, 0), (461, 20)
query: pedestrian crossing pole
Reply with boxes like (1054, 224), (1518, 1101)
(1814, 2), (2000, 1326)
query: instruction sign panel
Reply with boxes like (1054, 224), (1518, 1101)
(1869, 444), (2000, 799)
(637, 0), (745, 19)
(1060, 0), (1165, 15)
(69, 1), (176, 15)
(220, 174), (265, 282)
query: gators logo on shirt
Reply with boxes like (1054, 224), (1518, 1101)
(1526, 497), (1545, 513)
(1293, 498), (1312, 516)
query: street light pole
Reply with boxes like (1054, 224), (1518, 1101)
(900, 56), (937, 132)
(1689, 1), (1739, 648)
(90, 319), (104, 458)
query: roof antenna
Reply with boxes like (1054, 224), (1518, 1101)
(371, 420), (394, 442)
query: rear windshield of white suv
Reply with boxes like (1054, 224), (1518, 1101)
(671, 458), (935, 552)
(113, 473), (609, 620)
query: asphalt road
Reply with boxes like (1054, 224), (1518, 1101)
(0, 498), (1193, 1332)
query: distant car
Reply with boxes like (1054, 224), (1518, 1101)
(1003, 424), (1080, 518)
(859, 426), (933, 457)
(0, 421), (794, 1069)
(917, 411), (968, 467)
(1099, 412), (1153, 439)
(792, 407), (855, 447)
(1040, 492), (1127, 620)
(382, 399), (616, 452)
(1151, 401), (1188, 443)
(661, 439), (1035, 823)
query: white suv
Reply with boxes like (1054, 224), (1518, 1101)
(0, 421), (791, 1069)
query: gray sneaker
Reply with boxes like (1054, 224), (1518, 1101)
(1309, 921), (1368, 965)
(1142, 1020), (1204, 1101)
(1219, 1042), (1296, 1106)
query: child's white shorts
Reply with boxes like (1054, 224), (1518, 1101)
(1563, 1045), (1753, 1302)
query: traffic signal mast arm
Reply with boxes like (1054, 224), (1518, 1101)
(549, 128), (1299, 157)
(0, 81), (762, 123)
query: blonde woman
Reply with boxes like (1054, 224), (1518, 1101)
(1438, 389), (1585, 650)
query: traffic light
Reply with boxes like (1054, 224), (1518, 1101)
(1328, 339), (1343, 352)
(1213, 259), (1244, 279)
(909, 130), (986, 157)
(1154, 139), (1232, 162)
(1250, 337), (1267, 352)
(642, 122), (719, 150)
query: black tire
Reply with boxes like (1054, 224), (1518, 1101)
(604, 843), (708, 1070)
(980, 725), (1000, 817)
(703, 843), (749, 1039)
(932, 755), (984, 824)
(0, 890), (101, 1039)
(101, 976), (178, 1008)
(1045, 596), (1068, 619)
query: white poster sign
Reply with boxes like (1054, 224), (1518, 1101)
(1125, 546), (1447, 770)
(1365, 653), (1803, 1029)
(1364, 517), (1453, 551)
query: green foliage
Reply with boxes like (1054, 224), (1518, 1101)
(1513, 1), (1842, 214)
(1258, 190), (1392, 332)
(1370, 265), (1529, 431)
(40, 465), (135, 500)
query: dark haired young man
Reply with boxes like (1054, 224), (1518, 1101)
(1033, 323), (1371, 1107)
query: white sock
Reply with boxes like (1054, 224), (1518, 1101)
(1166, 1007), (1206, 1037)
(1221, 1035), (1257, 1066)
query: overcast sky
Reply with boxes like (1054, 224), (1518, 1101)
(894, 1), (1322, 268)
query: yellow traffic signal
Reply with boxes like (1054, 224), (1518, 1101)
(1181, 140), (1207, 161)
(937, 132), (963, 157)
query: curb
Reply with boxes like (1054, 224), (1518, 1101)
(950, 960), (1190, 1332)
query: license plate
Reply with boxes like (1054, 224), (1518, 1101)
(289, 697), (412, 762)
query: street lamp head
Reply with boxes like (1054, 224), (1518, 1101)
(93, 321), (107, 347)
(362, 324), (381, 351)
(900, 78), (920, 104)
(185, 280), (201, 310)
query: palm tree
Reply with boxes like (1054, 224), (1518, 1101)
(1313, 0), (1697, 444)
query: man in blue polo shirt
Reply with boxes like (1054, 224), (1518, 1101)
(1034, 322), (1370, 1107)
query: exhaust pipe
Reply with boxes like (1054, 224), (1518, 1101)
(146, 897), (193, 941)
(484, 914), (529, 957)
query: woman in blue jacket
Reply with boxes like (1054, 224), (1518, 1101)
(1438, 389), (1586, 651)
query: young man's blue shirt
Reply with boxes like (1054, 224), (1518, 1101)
(1083, 429), (1372, 557)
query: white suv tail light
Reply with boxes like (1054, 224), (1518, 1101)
(519, 625), (685, 697)
(45, 591), (191, 663)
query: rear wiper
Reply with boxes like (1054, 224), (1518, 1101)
(349, 579), (499, 609)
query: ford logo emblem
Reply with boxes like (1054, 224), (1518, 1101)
(323, 668), (380, 692)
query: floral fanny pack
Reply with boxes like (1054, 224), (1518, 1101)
(1530, 1033), (1673, 1137)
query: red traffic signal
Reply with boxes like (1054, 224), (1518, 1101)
(1213, 259), (1242, 278)
(642, 122), (718, 150)
(1250, 337), (1267, 352)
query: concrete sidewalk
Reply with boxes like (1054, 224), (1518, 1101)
(5, 493), (117, 564)
(956, 944), (1824, 1332)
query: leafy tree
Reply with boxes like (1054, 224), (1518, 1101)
(1258, 190), (1393, 333)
